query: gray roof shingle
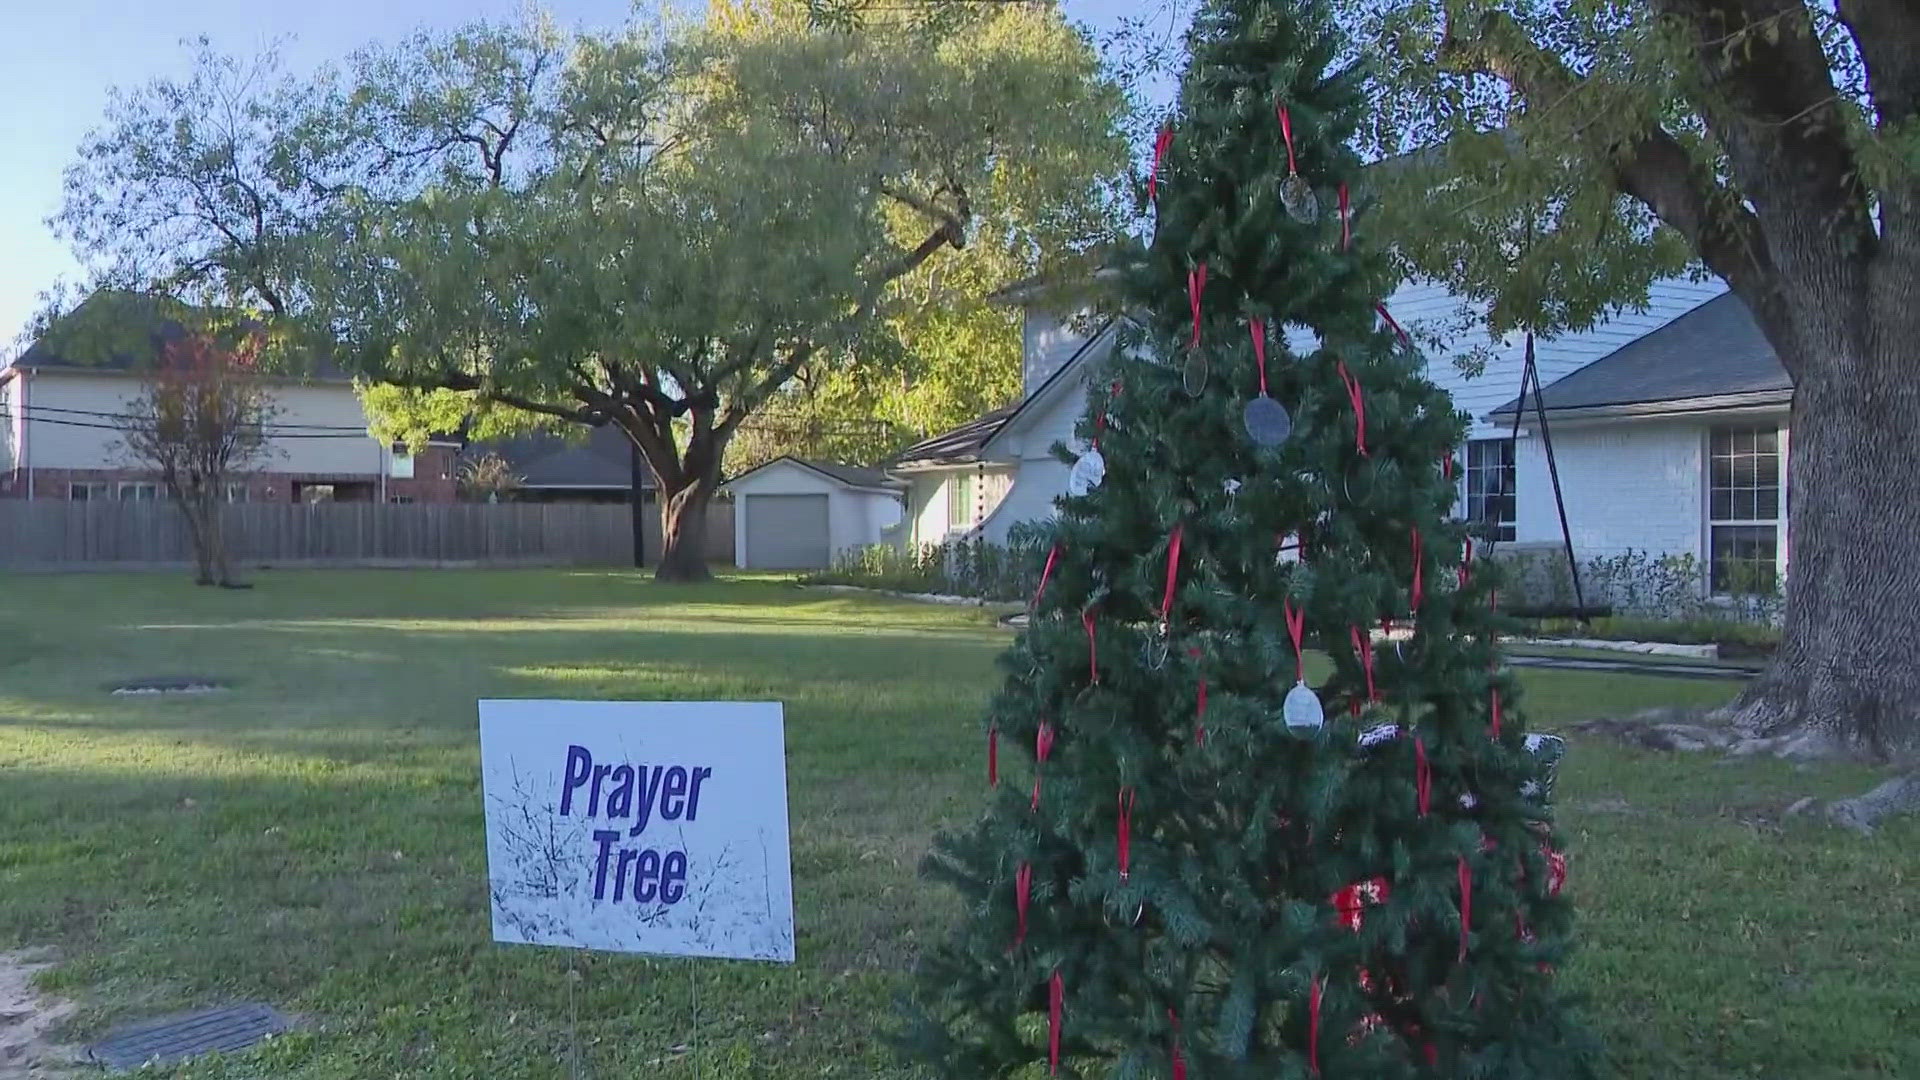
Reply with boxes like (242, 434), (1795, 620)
(465, 425), (647, 490)
(1490, 293), (1791, 418)
(888, 406), (1016, 468)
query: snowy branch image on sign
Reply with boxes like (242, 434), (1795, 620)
(479, 700), (796, 963)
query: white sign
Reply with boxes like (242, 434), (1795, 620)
(479, 700), (795, 963)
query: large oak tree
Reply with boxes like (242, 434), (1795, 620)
(55, 5), (1126, 580)
(1342, 0), (1920, 759)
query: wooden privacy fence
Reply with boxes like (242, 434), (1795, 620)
(0, 500), (734, 570)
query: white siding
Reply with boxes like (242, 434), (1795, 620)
(1513, 418), (1708, 561)
(725, 460), (906, 567)
(982, 458), (1069, 545)
(900, 465), (1015, 546)
(21, 372), (388, 475)
(0, 376), (16, 470)
(1388, 277), (1728, 439)
(1022, 308), (1104, 395)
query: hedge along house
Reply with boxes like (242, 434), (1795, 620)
(723, 457), (904, 570)
(887, 271), (1771, 595)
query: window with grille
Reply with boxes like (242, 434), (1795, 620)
(1707, 425), (1783, 594)
(947, 473), (973, 531)
(1463, 439), (1516, 541)
(117, 481), (163, 502)
(69, 482), (111, 501)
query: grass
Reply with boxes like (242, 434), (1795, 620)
(0, 571), (1914, 1078)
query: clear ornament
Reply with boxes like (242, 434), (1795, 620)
(1223, 478), (1242, 497)
(1182, 350), (1209, 396)
(1066, 448), (1106, 497)
(1280, 173), (1318, 223)
(1283, 679), (1324, 731)
(1143, 623), (1171, 670)
(1242, 394), (1292, 447)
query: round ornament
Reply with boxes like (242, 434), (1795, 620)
(1182, 350), (1209, 396)
(1067, 448), (1106, 497)
(1280, 174), (1319, 223)
(1282, 679), (1325, 731)
(1143, 623), (1171, 670)
(1242, 394), (1292, 447)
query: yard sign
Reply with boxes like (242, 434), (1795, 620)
(480, 700), (795, 963)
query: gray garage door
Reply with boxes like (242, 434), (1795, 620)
(744, 493), (831, 569)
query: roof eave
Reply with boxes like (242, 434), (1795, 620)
(1487, 389), (1794, 423)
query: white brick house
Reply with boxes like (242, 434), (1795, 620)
(889, 274), (1789, 595)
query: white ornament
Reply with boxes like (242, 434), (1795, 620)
(1519, 780), (1543, 799)
(1066, 448), (1106, 497)
(1459, 792), (1480, 810)
(1358, 722), (1402, 748)
(1223, 478), (1243, 497)
(1282, 680), (1324, 731)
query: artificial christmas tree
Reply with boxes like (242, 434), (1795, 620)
(898, 0), (1597, 1076)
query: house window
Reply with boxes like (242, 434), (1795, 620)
(389, 446), (416, 479)
(1462, 439), (1516, 541)
(947, 473), (974, 531)
(1708, 425), (1784, 593)
(68, 482), (111, 501)
(226, 484), (250, 503)
(117, 482), (163, 502)
(388, 494), (415, 505)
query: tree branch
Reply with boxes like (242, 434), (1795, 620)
(1441, 9), (1796, 360)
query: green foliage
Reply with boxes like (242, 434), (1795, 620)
(53, 5), (1129, 572)
(901, 0), (1595, 1076)
(1530, 614), (1780, 653)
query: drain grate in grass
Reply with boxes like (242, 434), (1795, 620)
(88, 1003), (291, 1071)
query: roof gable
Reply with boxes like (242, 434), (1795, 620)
(727, 455), (903, 491)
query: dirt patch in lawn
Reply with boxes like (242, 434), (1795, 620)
(0, 951), (80, 1079)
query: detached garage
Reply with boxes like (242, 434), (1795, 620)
(724, 457), (905, 570)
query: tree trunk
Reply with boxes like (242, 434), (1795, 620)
(205, 499), (236, 587)
(179, 499), (216, 587)
(1722, 338), (1920, 759)
(655, 474), (717, 583)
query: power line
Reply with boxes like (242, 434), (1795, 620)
(0, 410), (375, 439)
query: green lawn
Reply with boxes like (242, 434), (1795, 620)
(0, 572), (1914, 1078)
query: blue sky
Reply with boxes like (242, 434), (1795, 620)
(0, 0), (1161, 349)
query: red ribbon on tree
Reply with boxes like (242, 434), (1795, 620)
(1335, 359), (1368, 457)
(1277, 103), (1300, 176)
(1415, 735), (1432, 817)
(1117, 787), (1135, 880)
(1458, 856), (1474, 961)
(1032, 543), (1060, 611)
(1409, 528), (1425, 614)
(1459, 536), (1474, 589)
(1250, 317), (1270, 396)
(1169, 1009), (1187, 1080)
(1190, 646), (1208, 746)
(1284, 599), (1307, 682)
(1374, 302), (1412, 347)
(1032, 722), (1055, 812)
(1149, 124), (1174, 204)
(1338, 182), (1351, 250)
(1350, 624), (1378, 704)
(988, 725), (999, 787)
(1308, 974), (1324, 1075)
(1187, 264), (1208, 349)
(1083, 608), (1099, 685)
(1544, 845), (1567, 897)
(1048, 970), (1064, 1075)
(1013, 861), (1031, 948)
(1490, 686), (1503, 739)
(1161, 524), (1184, 625)
(1441, 451), (1455, 481)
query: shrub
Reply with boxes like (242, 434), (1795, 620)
(804, 528), (1052, 603)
